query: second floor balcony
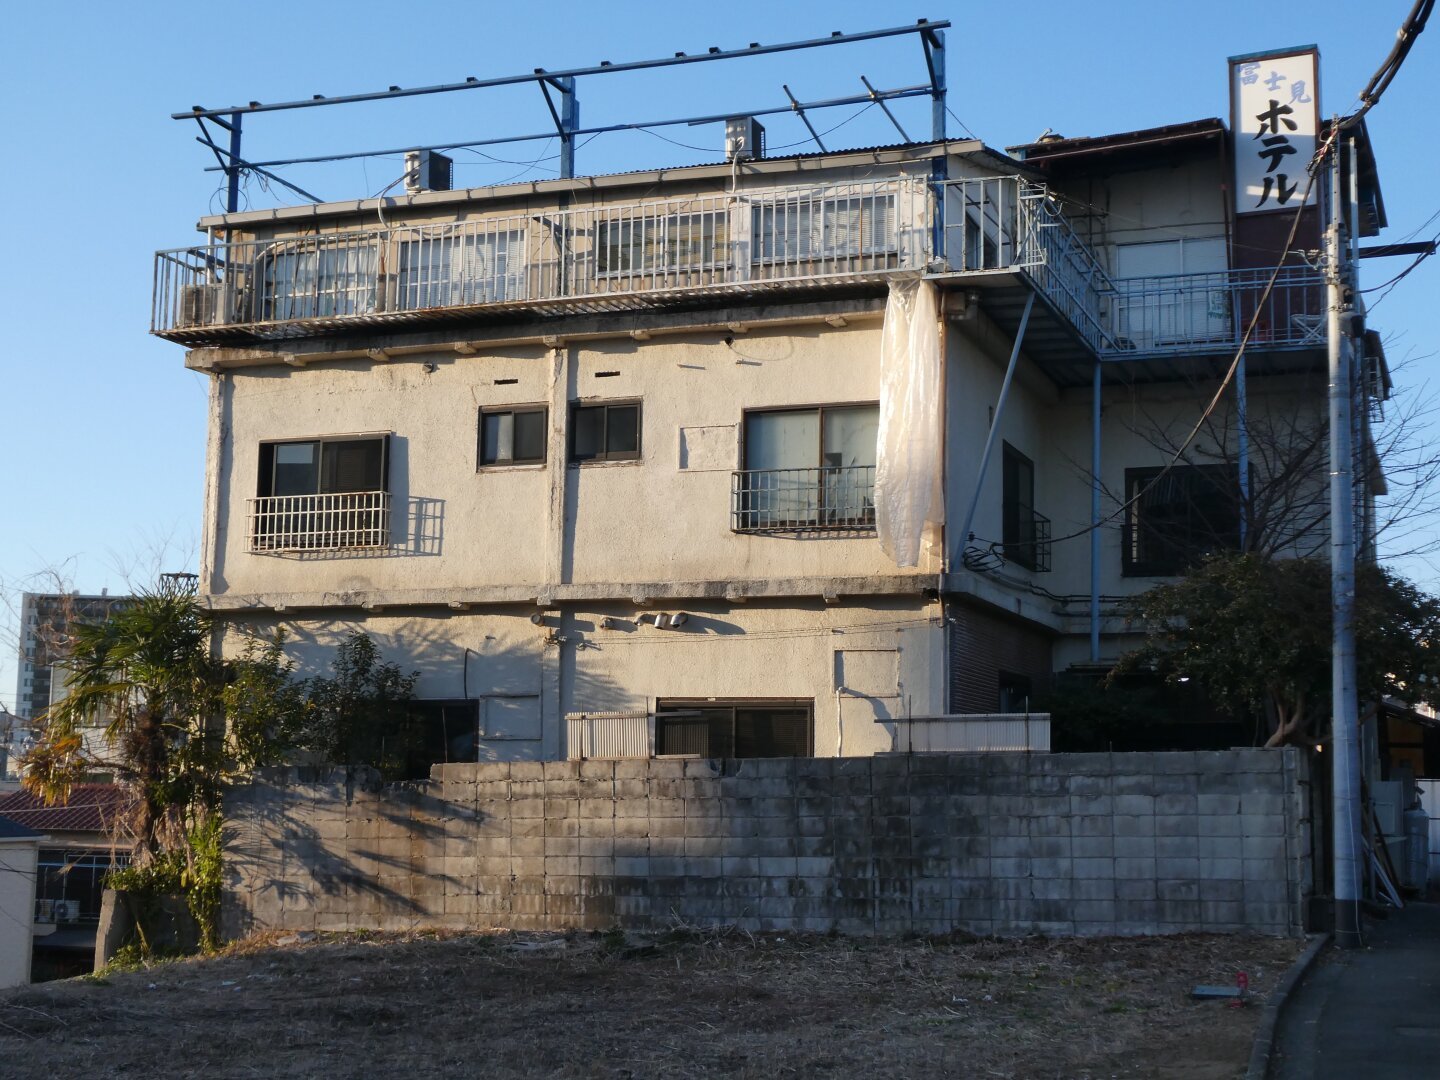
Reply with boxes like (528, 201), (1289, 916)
(153, 174), (1327, 369)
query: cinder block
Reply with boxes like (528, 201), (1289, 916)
(1242, 836), (1287, 861)
(1155, 836), (1199, 859)
(1073, 857), (1115, 880)
(1112, 815), (1156, 838)
(1072, 837), (1114, 859)
(1198, 815), (1243, 838)
(1114, 857), (1156, 880)
(1199, 878), (1244, 902)
(1155, 814), (1199, 838)
(1113, 836), (1156, 859)
(1156, 880), (1200, 902)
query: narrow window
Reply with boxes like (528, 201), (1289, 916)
(569, 402), (642, 463)
(479, 406), (547, 467)
(1002, 444), (1039, 570)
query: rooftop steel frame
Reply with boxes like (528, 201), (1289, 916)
(176, 19), (950, 212)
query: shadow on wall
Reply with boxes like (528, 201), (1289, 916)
(221, 630), (628, 937)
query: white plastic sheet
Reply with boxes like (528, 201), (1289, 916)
(875, 279), (944, 567)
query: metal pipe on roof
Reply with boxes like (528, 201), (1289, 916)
(173, 21), (951, 120)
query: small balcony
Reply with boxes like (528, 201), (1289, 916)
(731, 465), (876, 534)
(1103, 265), (1326, 358)
(247, 492), (390, 553)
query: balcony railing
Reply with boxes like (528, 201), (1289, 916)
(247, 491), (390, 553)
(1104, 265), (1326, 356)
(1004, 510), (1052, 572)
(153, 178), (930, 339)
(936, 177), (1114, 353)
(731, 465), (876, 533)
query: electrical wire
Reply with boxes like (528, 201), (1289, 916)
(945, 105), (978, 141)
(1344, 0), (1435, 131)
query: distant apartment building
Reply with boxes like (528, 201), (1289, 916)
(150, 45), (1389, 773)
(7, 591), (132, 780)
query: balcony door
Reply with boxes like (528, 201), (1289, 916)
(1114, 237), (1229, 349)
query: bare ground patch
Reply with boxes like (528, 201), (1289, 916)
(0, 929), (1301, 1079)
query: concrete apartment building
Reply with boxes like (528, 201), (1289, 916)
(151, 41), (1387, 773)
(6, 591), (132, 780)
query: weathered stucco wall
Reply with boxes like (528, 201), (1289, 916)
(223, 749), (1311, 940)
(221, 598), (944, 762)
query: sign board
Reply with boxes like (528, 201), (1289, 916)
(1229, 47), (1320, 215)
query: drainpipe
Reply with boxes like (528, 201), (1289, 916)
(1090, 361), (1102, 663)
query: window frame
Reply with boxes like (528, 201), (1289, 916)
(735, 401), (879, 532)
(1001, 443), (1041, 572)
(478, 405), (549, 469)
(751, 192), (898, 265)
(256, 432), (390, 499)
(1122, 463), (1243, 577)
(595, 210), (730, 277)
(654, 698), (814, 758)
(568, 400), (643, 464)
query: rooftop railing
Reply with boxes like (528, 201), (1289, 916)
(153, 178), (932, 340)
(154, 173), (1325, 363)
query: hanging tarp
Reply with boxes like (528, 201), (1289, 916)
(875, 278), (944, 567)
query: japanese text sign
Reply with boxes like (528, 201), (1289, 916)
(1230, 49), (1320, 215)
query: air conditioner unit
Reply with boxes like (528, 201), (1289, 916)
(57, 899), (80, 922)
(178, 282), (226, 328)
(725, 116), (766, 162)
(34, 899), (54, 924)
(404, 149), (454, 194)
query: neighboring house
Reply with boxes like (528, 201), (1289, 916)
(150, 48), (1388, 774)
(0, 784), (132, 981)
(0, 814), (43, 990)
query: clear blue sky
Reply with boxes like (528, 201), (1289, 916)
(2, 0), (1437, 709)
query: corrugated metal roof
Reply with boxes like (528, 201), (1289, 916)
(0, 784), (132, 834)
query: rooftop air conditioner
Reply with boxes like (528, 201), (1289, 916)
(725, 117), (765, 162)
(178, 282), (226, 328)
(404, 149), (454, 194)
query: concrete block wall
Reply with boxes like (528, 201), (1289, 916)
(222, 749), (1310, 939)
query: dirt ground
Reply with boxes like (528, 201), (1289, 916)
(0, 929), (1301, 1079)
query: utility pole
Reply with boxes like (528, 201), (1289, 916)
(1326, 130), (1363, 949)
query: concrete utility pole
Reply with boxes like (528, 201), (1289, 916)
(1326, 131), (1363, 949)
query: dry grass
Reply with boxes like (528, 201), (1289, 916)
(0, 927), (1301, 1079)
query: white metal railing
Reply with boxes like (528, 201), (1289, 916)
(937, 177), (1115, 352)
(731, 465), (876, 533)
(891, 713), (1052, 753)
(1104, 265), (1326, 356)
(152, 178), (930, 336)
(247, 491), (390, 553)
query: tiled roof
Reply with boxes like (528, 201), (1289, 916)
(0, 784), (132, 834)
